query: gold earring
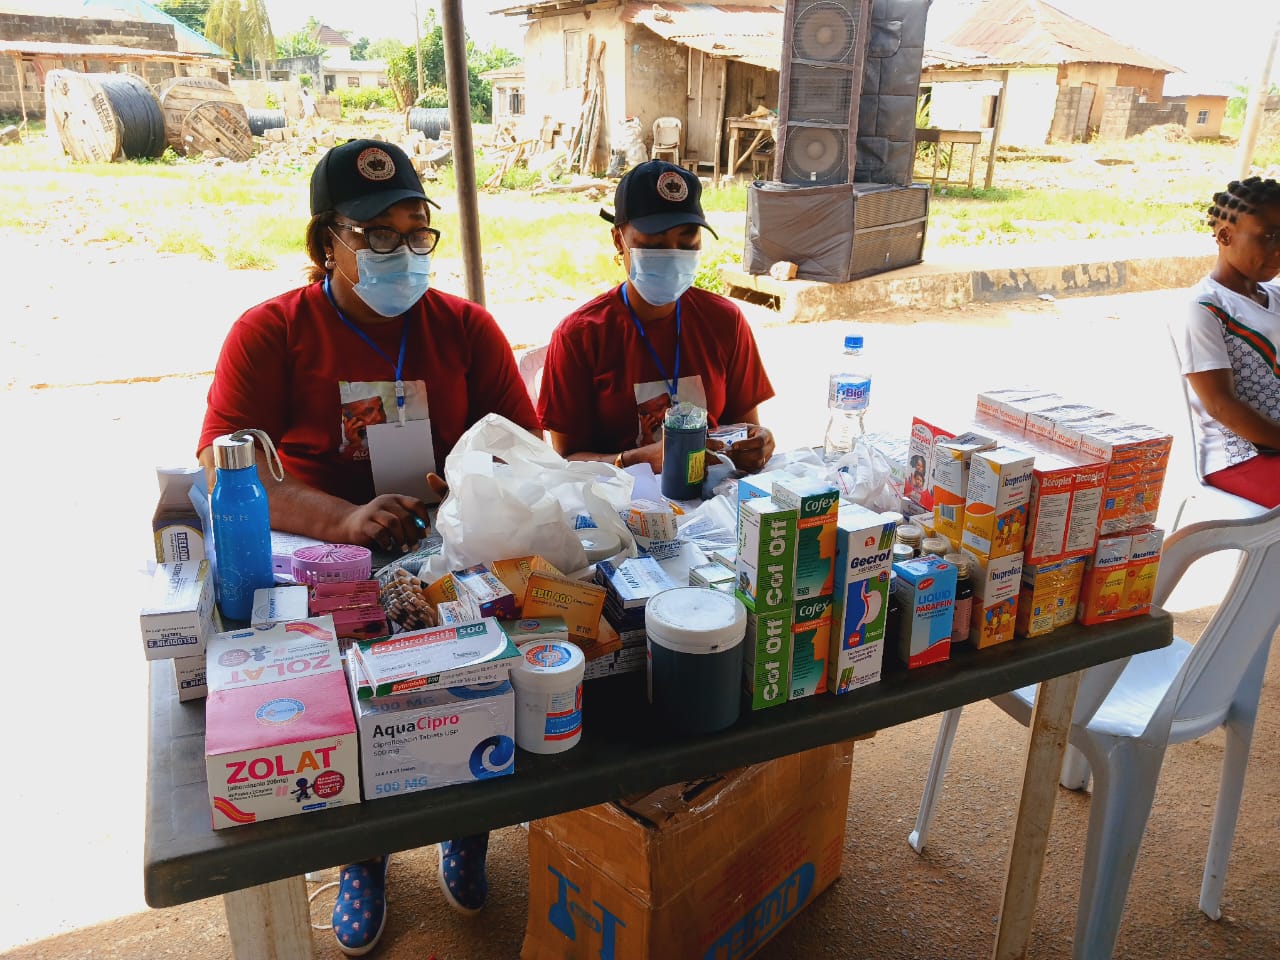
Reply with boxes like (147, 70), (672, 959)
(325, 256), (336, 270)
(613, 252), (623, 266)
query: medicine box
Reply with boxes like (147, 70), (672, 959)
(152, 466), (207, 564)
(174, 654), (207, 702)
(205, 666), (360, 829)
(689, 563), (736, 590)
(964, 549), (1023, 649)
(789, 594), (832, 700)
(828, 503), (895, 694)
(453, 562), (519, 620)
(205, 615), (341, 693)
(974, 388), (1062, 432)
(490, 555), (562, 616)
(904, 417), (956, 510)
(523, 572), (607, 643)
(1024, 402), (1110, 445)
(892, 555), (957, 668)
(743, 607), (793, 711)
(736, 468), (800, 506)
(735, 496), (797, 614)
(251, 585), (309, 626)
(351, 618), (518, 699)
(961, 447), (1034, 561)
(1077, 527), (1164, 625)
(770, 476), (839, 599)
(500, 616), (570, 646)
(1015, 559), (1084, 638)
(1079, 422), (1172, 535)
(141, 560), (215, 661)
(1022, 449), (1106, 565)
(932, 432), (997, 547)
(1054, 556), (1088, 628)
(348, 658), (515, 801)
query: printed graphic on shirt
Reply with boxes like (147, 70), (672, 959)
(338, 379), (430, 460)
(633, 375), (707, 446)
(1199, 301), (1280, 467)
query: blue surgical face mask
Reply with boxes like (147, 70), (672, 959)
(628, 247), (700, 306)
(351, 246), (431, 317)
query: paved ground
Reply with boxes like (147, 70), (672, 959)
(2, 237), (1277, 959)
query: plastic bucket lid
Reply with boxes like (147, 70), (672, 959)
(510, 640), (585, 692)
(577, 528), (622, 563)
(645, 587), (746, 655)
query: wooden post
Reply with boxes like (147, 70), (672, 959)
(711, 59), (727, 183)
(11, 55), (27, 128)
(441, 0), (485, 306)
(223, 876), (312, 960)
(984, 69), (1009, 190)
(1235, 19), (1279, 178)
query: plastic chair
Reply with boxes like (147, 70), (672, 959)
(651, 116), (681, 164)
(908, 504), (1280, 960)
(516, 343), (547, 408)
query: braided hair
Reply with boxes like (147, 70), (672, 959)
(1207, 176), (1280, 230)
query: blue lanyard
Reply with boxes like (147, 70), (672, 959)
(620, 283), (681, 400)
(323, 276), (409, 423)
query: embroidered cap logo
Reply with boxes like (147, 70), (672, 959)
(356, 147), (395, 181)
(656, 170), (689, 203)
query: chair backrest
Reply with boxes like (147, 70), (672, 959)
(516, 343), (548, 408)
(1150, 505), (1280, 737)
(652, 116), (681, 148)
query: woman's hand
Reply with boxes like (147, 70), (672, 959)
(719, 424), (775, 473)
(629, 440), (664, 473)
(339, 494), (432, 552)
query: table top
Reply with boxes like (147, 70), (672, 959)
(914, 127), (984, 144)
(145, 609), (1172, 907)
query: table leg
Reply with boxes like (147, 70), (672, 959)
(992, 669), (1083, 960)
(727, 128), (740, 180)
(968, 141), (978, 190)
(224, 875), (314, 960)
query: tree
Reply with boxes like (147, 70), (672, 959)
(350, 37), (371, 61)
(367, 38), (407, 62)
(277, 28), (326, 60)
(205, 0), (276, 78)
(383, 9), (519, 120)
(155, 0), (210, 36)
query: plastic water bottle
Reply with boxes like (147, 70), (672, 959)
(210, 429), (283, 621)
(823, 335), (871, 459)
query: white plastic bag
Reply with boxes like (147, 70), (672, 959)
(432, 414), (636, 577)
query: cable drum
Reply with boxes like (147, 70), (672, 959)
(246, 108), (287, 136)
(405, 106), (450, 141)
(96, 73), (166, 159)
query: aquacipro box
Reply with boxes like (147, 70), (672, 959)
(770, 475), (839, 599)
(828, 503), (895, 694)
(734, 496), (797, 613)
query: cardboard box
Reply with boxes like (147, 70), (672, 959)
(961, 447), (1034, 561)
(964, 550), (1023, 649)
(770, 476), (839, 600)
(1077, 527), (1164, 625)
(829, 503), (895, 694)
(892, 555), (957, 667)
(1015, 559), (1085, 638)
(904, 417), (956, 510)
(522, 740), (855, 960)
(789, 594), (832, 699)
(734, 496), (797, 613)
(174, 654), (207, 702)
(490, 556), (563, 617)
(351, 619), (518, 699)
(974, 388), (1062, 432)
(140, 560), (215, 661)
(742, 607), (793, 711)
(152, 466), (207, 564)
(1079, 422), (1172, 535)
(205, 615), (341, 693)
(1054, 556), (1088, 628)
(523, 572), (608, 643)
(932, 432), (997, 547)
(1022, 448), (1106, 565)
(453, 562), (519, 620)
(348, 659), (515, 800)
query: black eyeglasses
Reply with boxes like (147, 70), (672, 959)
(332, 222), (441, 256)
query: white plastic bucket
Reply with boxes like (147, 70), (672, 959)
(645, 587), (746, 734)
(509, 640), (585, 754)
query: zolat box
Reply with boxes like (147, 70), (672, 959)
(770, 476), (839, 599)
(347, 658), (515, 800)
(522, 740), (855, 960)
(961, 447), (1034, 561)
(829, 503), (895, 694)
(892, 555), (957, 668)
(789, 594), (833, 699)
(205, 616), (340, 693)
(735, 496), (797, 613)
(204, 667), (359, 829)
(743, 607), (793, 711)
(965, 550), (1023, 649)
(351, 619), (518, 699)
(141, 560), (215, 661)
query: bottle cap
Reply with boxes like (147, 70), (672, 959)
(921, 536), (950, 557)
(213, 431), (257, 470)
(892, 543), (915, 562)
(844, 335), (863, 351)
(895, 522), (923, 547)
(944, 551), (971, 578)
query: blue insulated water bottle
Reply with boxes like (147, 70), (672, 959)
(210, 430), (278, 622)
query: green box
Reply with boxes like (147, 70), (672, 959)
(790, 593), (833, 700)
(734, 496), (797, 614)
(771, 476), (840, 600)
(743, 607), (794, 710)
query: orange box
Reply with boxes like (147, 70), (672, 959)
(490, 555), (562, 616)
(1079, 422), (1172, 535)
(1076, 527), (1162, 625)
(932, 432), (997, 547)
(523, 571), (607, 643)
(1022, 448), (1106, 565)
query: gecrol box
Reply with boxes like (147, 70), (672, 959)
(522, 740), (854, 960)
(204, 667), (359, 829)
(205, 615), (340, 693)
(347, 658), (515, 800)
(829, 503), (895, 694)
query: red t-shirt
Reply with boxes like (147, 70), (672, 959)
(537, 285), (775, 453)
(200, 282), (538, 504)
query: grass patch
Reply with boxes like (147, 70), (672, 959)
(156, 229), (215, 259)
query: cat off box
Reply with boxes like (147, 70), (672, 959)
(522, 740), (854, 960)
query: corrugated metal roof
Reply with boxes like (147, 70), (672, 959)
(0, 38), (220, 61)
(80, 0), (229, 57)
(623, 2), (785, 71)
(928, 0), (1180, 72)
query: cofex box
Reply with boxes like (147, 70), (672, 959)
(789, 594), (832, 700)
(770, 476), (839, 600)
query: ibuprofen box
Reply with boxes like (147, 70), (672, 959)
(204, 667), (359, 829)
(789, 594), (833, 699)
(735, 496), (797, 614)
(961, 447), (1034, 561)
(828, 503), (895, 694)
(141, 560), (215, 661)
(743, 607), (793, 711)
(522, 741), (855, 960)
(964, 549), (1023, 649)
(892, 555), (957, 668)
(205, 615), (341, 693)
(932, 432), (997, 547)
(770, 476), (839, 600)
(904, 417), (956, 510)
(347, 657), (515, 800)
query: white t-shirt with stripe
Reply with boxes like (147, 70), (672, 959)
(1172, 276), (1280, 477)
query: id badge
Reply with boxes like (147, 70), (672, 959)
(366, 417), (438, 503)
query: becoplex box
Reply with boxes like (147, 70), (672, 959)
(744, 180), (929, 284)
(522, 740), (855, 960)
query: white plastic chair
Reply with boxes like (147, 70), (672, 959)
(516, 343), (547, 408)
(651, 116), (681, 164)
(908, 504), (1280, 960)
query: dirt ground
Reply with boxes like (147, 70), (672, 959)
(2, 140), (1278, 959)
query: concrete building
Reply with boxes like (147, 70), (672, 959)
(481, 64), (526, 122)
(1162, 74), (1231, 140)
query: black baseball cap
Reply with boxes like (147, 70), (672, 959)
(309, 138), (439, 220)
(601, 160), (717, 237)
